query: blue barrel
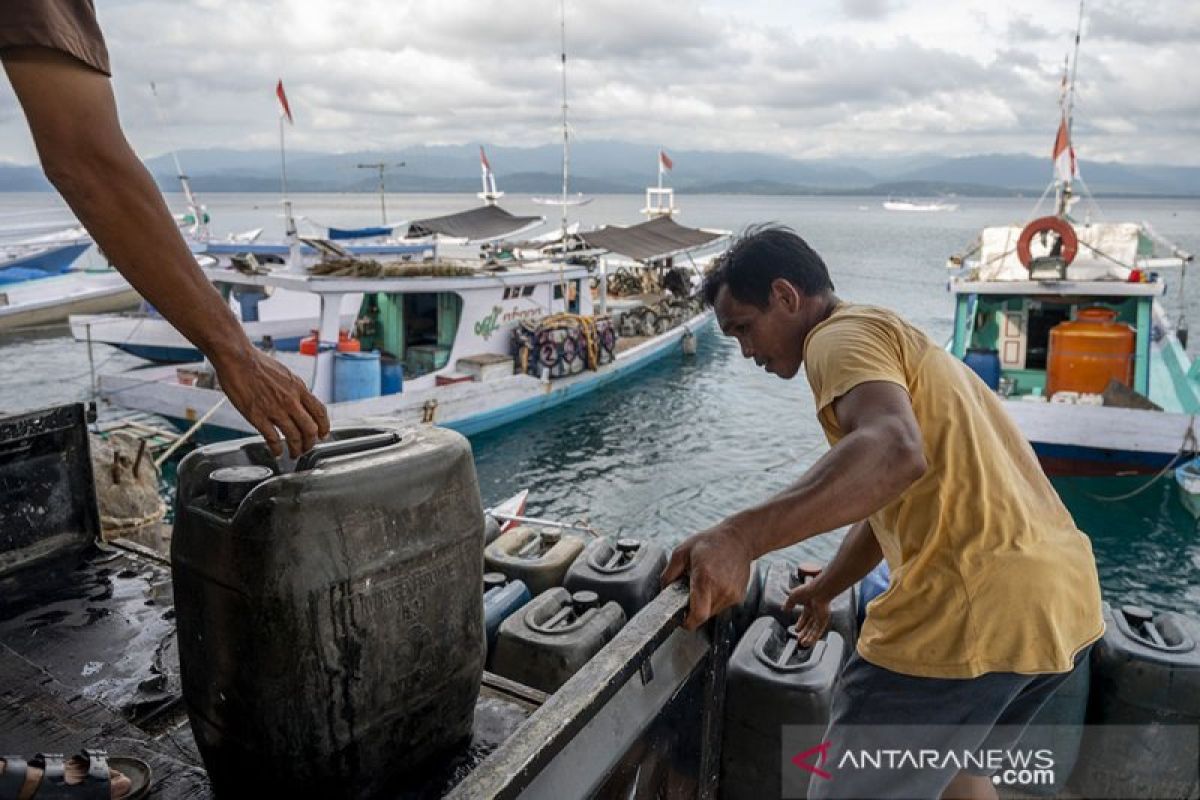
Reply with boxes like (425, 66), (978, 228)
(483, 573), (532, 659)
(381, 357), (404, 395)
(964, 348), (1001, 390)
(856, 561), (891, 630)
(334, 351), (381, 402)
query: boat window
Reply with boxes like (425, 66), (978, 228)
(522, 285), (535, 297)
(355, 292), (463, 377)
(1026, 305), (1071, 370)
(551, 280), (581, 313)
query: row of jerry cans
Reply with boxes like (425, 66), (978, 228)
(481, 519), (668, 694)
(722, 559), (1200, 800)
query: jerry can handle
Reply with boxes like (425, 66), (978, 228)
(295, 431), (401, 471)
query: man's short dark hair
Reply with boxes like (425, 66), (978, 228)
(702, 224), (834, 309)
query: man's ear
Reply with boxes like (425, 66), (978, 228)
(771, 278), (802, 312)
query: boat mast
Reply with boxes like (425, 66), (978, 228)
(149, 82), (207, 241)
(558, 0), (570, 245)
(1056, 0), (1085, 216)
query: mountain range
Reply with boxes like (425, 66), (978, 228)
(2, 141), (1198, 196)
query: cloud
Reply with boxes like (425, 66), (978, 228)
(1087, 0), (1200, 44)
(841, 0), (897, 21)
(0, 0), (1195, 165)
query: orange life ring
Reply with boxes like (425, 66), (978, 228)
(1017, 216), (1078, 269)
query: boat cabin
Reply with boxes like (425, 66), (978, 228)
(949, 279), (1160, 401)
(204, 259), (593, 399)
(948, 220), (1196, 411)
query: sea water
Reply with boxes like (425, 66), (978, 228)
(1, 191), (1198, 615)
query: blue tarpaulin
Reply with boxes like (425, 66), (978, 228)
(328, 226), (394, 240)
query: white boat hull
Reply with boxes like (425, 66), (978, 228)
(97, 311), (715, 439)
(0, 270), (138, 331)
(1001, 398), (1196, 476)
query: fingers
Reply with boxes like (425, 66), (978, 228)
(298, 383), (331, 439)
(794, 606), (830, 647)
(247, 412), (284, 457)
(271, 411), (304, 459)
(288, 396), (321, 454)
(660, 545), (689, 588)
(684, 576), (712, 631)
(782, 584), (809, 614)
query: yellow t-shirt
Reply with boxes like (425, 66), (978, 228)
(804, 304), (1104, 679)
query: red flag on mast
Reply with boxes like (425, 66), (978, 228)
(659, 149), (674, 171)
(276, 80), (294, 125)
(480, 146), (492, 172)
(1052, 116), (1076, 182)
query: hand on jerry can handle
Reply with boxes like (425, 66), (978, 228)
(783, 574), (833, 647)
(661, 523), (754, 631)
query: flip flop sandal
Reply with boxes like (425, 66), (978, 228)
(0, 750), (151, 800)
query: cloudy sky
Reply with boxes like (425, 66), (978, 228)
(1, 0), (1197, 166)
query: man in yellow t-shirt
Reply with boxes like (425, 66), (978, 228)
(662, 225), (1103, 799)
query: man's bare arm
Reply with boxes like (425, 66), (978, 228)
(2, 47), (328, 456)
(663, 380), (922, 629)
(731, 380), (925, 557)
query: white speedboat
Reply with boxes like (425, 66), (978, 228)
(882, 198), (958, 212)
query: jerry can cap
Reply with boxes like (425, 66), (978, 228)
(616, 538), (642, 553)
(571, 590), (600, 611)
(483, 572), (508, 591)
(208, 465), (273, 513)
(796, 561), (824, 581)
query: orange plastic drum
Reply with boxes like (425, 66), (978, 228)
(1046, 307), (1135, 396)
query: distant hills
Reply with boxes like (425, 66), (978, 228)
(2, 141), (1197, 196)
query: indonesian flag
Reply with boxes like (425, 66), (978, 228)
(480, 145), (492, 172)
(276, 80), (294, 125)
(659, 149), (674, 171)
(1052, 116), (1076, 182)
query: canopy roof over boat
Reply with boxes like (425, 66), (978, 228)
(578, 216), (726, 262)
(405, 205), (543, 242)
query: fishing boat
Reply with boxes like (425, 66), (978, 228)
(3, 403), (1196, 799)
(0, 224), (133, 331)
(0, 137), (226, 332)
(0, 266), (141, 332)
(0, 226), (92, 281)
(93, 209), (728, 440)
(945, 11), (1195, 477)
(882, 197), (958, 212)
(69, 141), (544, 364)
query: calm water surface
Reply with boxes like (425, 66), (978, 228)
(2, 191), (1198, 614)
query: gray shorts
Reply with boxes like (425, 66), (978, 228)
(806, 647), (1090, 800)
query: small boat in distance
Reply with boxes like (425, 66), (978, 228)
(882, 197), (958, 212)
(531, 193), (593, 207)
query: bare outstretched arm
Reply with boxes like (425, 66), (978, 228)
(663, 380), (924, 630)
(2, 47), (328, 455)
